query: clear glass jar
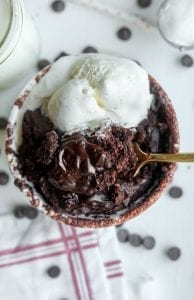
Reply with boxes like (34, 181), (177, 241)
(157, 0), (194, 50)
(0, 0), (40, 88)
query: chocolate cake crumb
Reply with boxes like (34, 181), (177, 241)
(37, 131), (59, 165)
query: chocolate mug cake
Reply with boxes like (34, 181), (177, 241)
(6, 54), (179, 227)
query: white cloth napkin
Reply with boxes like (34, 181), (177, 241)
(0, 210), (128, 300)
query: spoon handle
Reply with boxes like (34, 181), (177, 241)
(149, 153), (194, 163)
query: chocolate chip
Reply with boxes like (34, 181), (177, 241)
(54, 51), (69, 61)
(37, 59), (50, 71)
(168, 186), (183, 198)
(23, 207), (39, 219)
(13, 205), (38, 219)
(116, 223), (123, 228)
(166, 247), (181, 261)
(133, 60), (141, 66)
(13, 206), (26, 219)
(0, 171), (9, 185)
(51, 0), (65, 12)
(180, 55), (193, 67)
(129, 234), (142, 247)
(117, 27), (132, 41)
(82, 46), (98, 53)
(117, 229), (129, 242)
(0, 118), (7, 130)
(137, 0), (152, 8)
(47, 265), (61, 278)
(143, 236), (156, 250)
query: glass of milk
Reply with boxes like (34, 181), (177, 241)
(0, 0), (40, 88)
(157, 0), (194, 50)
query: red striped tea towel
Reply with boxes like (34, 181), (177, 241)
(0, 213), (128, 300)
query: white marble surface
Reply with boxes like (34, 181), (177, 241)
(1, 1), (194, 299)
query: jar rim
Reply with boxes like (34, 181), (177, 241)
(0, 0), (13, 47)
(0, 0), (23, 64)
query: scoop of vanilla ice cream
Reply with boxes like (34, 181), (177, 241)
(72, 56), (152, 126)
(47, 79), (105, 132)
(42, 54), (153, 132)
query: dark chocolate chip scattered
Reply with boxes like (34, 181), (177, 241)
(168, 186), (183, 198)
(0, 118), (8, 130)
(37, 59), (50, 71)
(116, 223), (123, 228)
(117, 229), (129, 242)
(143, 236), (156, 250)
(23, 207), (39, 219)
(181, 55), (193, 67)
(117, 27), (132, 41)
(54, 51), (69, 61)
(137, 0), (152, 8)
(51, 0), (65, 12)
(47, 265), (61, 278)
(129, 234), (142, 247)
(13, 206), (26, 219)
(133, 60), (141, 66)
(166, 247), (181, 261)
(13, 205), (38, 219)
(82, 46), (98, 53)
(0, 171), (9, 185)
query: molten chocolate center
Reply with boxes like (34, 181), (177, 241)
(48, 134), (105, 196)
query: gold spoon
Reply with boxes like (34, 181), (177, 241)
(133, 143), (194, 177)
